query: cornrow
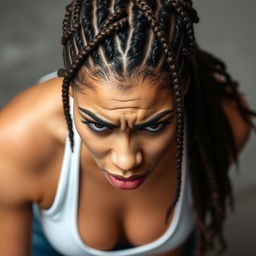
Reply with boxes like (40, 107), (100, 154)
(127, 4), (150, 71)
(159, 0), (172, 36)
(96, 0), (113, 62)
(58, 1), (256, 255)
(59, 11), (128, 150)
(130, 0), (185, 222)
(114, 0), (130, 52)
(157, 1), (174, 71)
(146, 2), (163, 68)
(99, 6), (126, 74)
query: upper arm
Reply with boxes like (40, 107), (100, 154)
(0, 138), (34, 256)
(0, 99), (44, 255)
(0, 200), (33, 256)
(0, 78), (64, 255)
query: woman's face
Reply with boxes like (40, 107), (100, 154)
(71, 73), (176, 190)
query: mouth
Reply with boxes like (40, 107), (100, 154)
(104, 171), (148, 190)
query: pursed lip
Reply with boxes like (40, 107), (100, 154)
(102, 168), (148, 181)
(104, 170), (149, 190)
(108, 172), (148, 181)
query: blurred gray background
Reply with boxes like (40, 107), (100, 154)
(0, 0), (255, 255)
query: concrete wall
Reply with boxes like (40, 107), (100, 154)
(0, 1), (255, 255)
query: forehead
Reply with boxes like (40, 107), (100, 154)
(74, 76), (174, 115)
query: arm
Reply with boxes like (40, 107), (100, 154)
(0, 102), (42, 256)
(0, 78), (65, 256)
(0, 150), (34, 256)
(0, 200), (32, 256)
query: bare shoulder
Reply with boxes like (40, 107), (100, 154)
(221, 90), (252, 154)
(0, 76), (67, 205)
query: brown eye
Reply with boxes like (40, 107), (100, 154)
(87, 122), (109, 133)
(144, 123), (165, 133)
(94, 123), (104, 128)
(82, 121), (110, 133)
(149, 123), (160, 129)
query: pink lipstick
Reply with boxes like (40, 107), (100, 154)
(105, 172), (147, 190)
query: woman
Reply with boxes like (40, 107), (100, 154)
(0, 0), (254, 256)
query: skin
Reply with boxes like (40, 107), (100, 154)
(0, 71), (252, 256)
(72, 75), (177, 190)
(73, 75), (181, 253)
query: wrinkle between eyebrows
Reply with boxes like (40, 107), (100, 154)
(103, 106), (148, 111)
(109, 98), (142, 102)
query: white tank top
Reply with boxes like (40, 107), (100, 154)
(34, 75), (195, 256)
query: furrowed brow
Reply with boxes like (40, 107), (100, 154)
(134, 109), (175, 129)
(78, 107), (118, 128)
(78, 107), (175, 129)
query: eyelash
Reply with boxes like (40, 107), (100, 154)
(82, 120), (110, 133)
(143, 121), (171, 133)
(81, 119), (172, 134)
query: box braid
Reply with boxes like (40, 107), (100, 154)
(57, 0), (255, 255)
(131, 0), (186, 224)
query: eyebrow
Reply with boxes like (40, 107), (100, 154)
(78, 107), (175, 129)
(134, 109), (174, 129)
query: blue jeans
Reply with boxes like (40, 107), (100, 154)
(31, 215), (62, 256)
(31, 214), (195, 256)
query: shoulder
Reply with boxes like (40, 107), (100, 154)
(221, 90), (252, 154)
(0, 76), (67, 205)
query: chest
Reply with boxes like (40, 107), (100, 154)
(76, 168), (177, 252)
(37, 146), (184, 255)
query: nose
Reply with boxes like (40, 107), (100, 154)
(110, 138), (142, 172)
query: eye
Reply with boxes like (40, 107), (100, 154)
(82, 121), (110, 133)
(143, 122), (167, 133)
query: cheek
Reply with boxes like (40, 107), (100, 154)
(141, 128), (176, 164)
(75, 123), (108, 159)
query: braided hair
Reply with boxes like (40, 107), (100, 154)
(58, 0), (255, 255)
